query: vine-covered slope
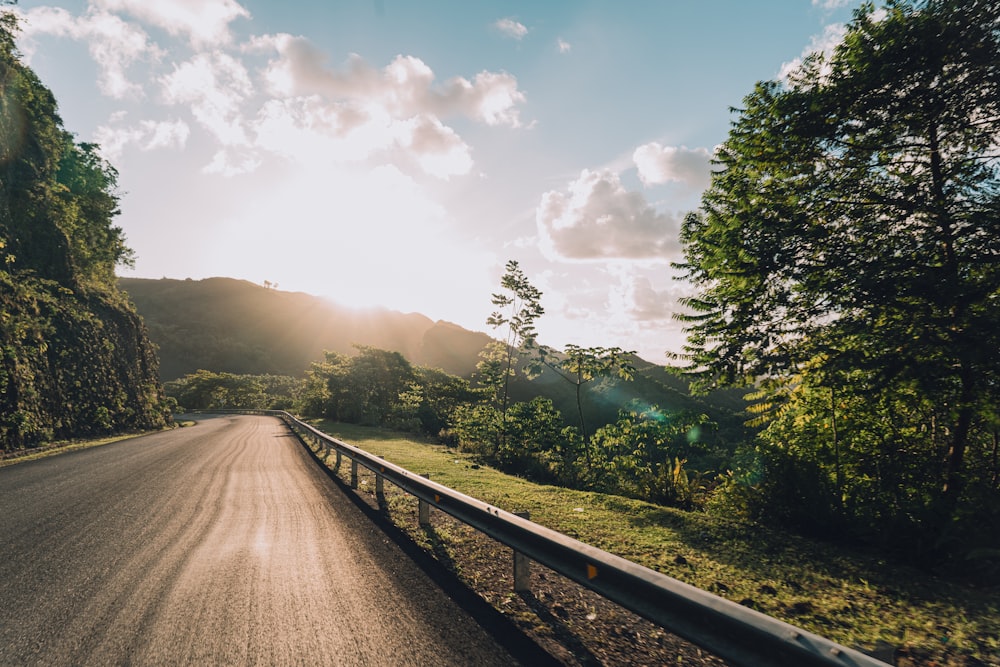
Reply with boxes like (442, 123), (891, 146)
(0, 14), (167, 448)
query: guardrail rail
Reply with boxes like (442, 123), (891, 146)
(207, 409), (890, 667)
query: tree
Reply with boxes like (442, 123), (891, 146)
(676, 1), (1000, 541)
(536, 344), (635, 467)
(477, 260), (544, 453)
(592, 405), (712, 508)
(55, 141), (133, 285)
(164, 370), (292, 411)
(0, 12), (167, 446)
(300, 346), (417, 425)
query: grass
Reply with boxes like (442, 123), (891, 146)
(311, 420), (1000, 666)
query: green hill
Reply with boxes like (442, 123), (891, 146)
(121, 276), (748, 449)
(118, 277), (492, 380)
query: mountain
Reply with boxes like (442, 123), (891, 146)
(121, 277), (748, 451)
(118, 277), (492, 380)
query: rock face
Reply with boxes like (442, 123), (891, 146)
(0, 14), (167, 448)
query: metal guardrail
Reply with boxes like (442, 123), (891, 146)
(209, 409), (889, 667)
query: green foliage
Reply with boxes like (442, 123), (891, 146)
(536, 343), (636, 454)
(0, 271), (168, 446)
(164, 370), (301, 411)
(591, 406), (713, 508)
(300, 346), (417, 425)
(449, 259), (730, 507)
(298, 345), (479, 437)
(676, 0), (1000, 564)
(478, 260), (545, 454)
(0, 14), (166, 447)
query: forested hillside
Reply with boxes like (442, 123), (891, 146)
(122, 276), (748, 442)
(0, 14), (167, 448)
(118, 276), (494, 380)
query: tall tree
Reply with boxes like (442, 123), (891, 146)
(537, 343), (635, 452)
(676, 0), (1000, 531)
(477, 260), (544, 452)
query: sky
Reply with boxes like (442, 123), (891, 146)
(11, 0), (860, 361)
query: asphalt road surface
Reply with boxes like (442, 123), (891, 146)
(0, 415), (525, 665)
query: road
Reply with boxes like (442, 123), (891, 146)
(0, 415), (525, 665)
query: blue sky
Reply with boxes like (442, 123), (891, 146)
(12, 0), (858, 360)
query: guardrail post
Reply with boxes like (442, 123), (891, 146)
(375, 456), (385, 509)
(350, 460), (358, 489)
(375, 457), (386, 508)
(513, 511), (531, 593)
(418, 474), (431, 527)
(334, 450), (342, 472)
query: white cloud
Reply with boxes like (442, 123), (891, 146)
(625, 275), (683, 321)
(633, 143), (711, 189)
(19, 8), (522, 182)
(557, 38), (572, 54)
(202, 148), (260, 176)
(143, 118), (191, 149)
(778, 22), (847, 82)
(253, 96), (386, 163)
(398, 115), (473, 179)
(259, 37), (526, 128)
(238, 36), (525, 178)
(252, 98), (473, 179)
(94, 117), (189, 159)
(18, 6), (163, 98)
(494, 18), (528, 40)
(160, 51), (253, 146)
(812, 0), (853, 9)
(93, 0), (250, 48)
(536, 169), (682, 261)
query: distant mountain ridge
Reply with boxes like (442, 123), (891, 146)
(118, 277), (492, 381)
(120, 277), (748, 448)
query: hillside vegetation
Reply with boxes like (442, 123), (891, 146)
(119, 276), (493, 380)
(0, 14), (167, 448)
(126, 276), (748, 455)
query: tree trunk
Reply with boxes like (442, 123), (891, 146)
(941, 367), (975, 519)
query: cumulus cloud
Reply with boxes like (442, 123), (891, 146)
(397, 115), (473, 179)
(253, 96), (386, 162)
(536, 169), (682, 261)
(20, 10), (523, 179)
(258, 36), (525, 128)
(234, 35), (526, 178)
(94, 117), (190, 159)
(494, 18), (528, 40)
(17, 6), (163, 98)
(632, 143), (711, 189)
(160, 51), (253, 145)
(93, 0), (250, 48)
(625, 275), (682, 321)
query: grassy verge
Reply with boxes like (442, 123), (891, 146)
(311, 420), (999, 666)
